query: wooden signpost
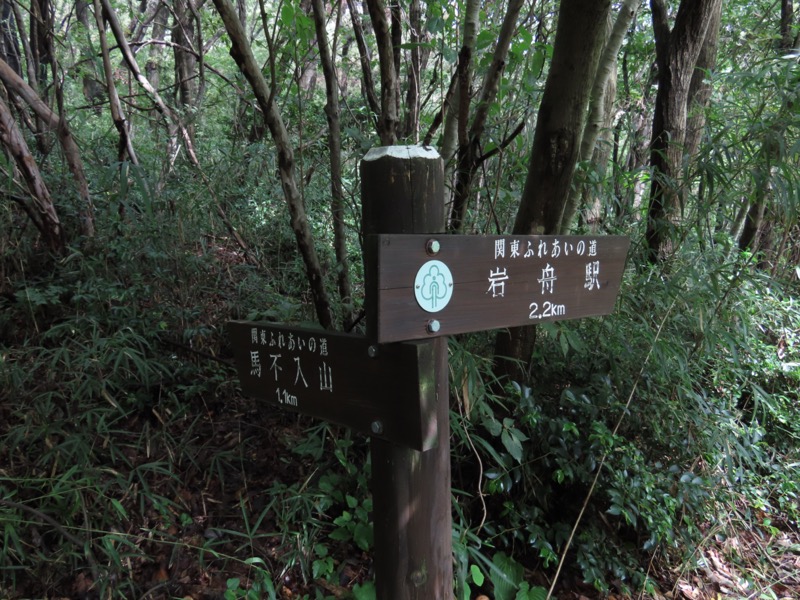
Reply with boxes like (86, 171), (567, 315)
(230, 146), (629, 599)
(228, 322), (438, 450)
(370, 234), (630, 343)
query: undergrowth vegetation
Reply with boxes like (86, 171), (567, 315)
(448, 235), (800, 597)
(1, 1), (799, 597)
(3, 186), (798, 597)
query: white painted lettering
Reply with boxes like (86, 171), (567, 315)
(494, 239), (506, 259)
(487, 267), (509, 298)
(584, 261), (601, 291)
(269, 354), (282, 381)
(319, 362), (333, 392)
(538, 263), (557, 294)
(249, 350), (261, 377)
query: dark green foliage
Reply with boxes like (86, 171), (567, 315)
(1, 0), (799, 597)
(0, 187), (356, 596)
(448, 233), (800, 593)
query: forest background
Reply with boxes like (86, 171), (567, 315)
(0, 0), (799, 598)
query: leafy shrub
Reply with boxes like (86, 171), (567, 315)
(448, 235), (800, 593)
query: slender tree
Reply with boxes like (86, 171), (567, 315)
(365, 0), (400, 145)
(0, 1), (22, 76)
(497, 0), (612, 379)
(91, 0), (142, 168)
(437, 0), (480, 166)
(311, 0), (355, 330)
(448, 0), (525, 233)
(644, 0), (723, 262)
(212, 0), (334, 329)
(0, 57), (94, 237)
(172, 0), (200, 143)
(738, 0), (798, 255)
(345, 0), (379, 122)
(0, 94), (63, 252)
(560, 0), (641, 234)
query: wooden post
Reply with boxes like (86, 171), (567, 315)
(362, 146), (453, 599)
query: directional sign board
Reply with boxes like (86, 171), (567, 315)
(229, 321), (437, 451)
(372, 234), (630, 343)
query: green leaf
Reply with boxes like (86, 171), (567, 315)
(312, 556), (334, 579)
(353, 522), (373, 552)
(470, 564), (485, 586)
(329, 528), (351, 541)
(490, 552), (524, 600)
(110, 498), (128, 520)
(484, 415), (503, 437)
(426, 15), (444, 34)
(333, 511), (352, 526)
(522, 585), (548, 600)
(559, 332), (569, 357)
(501, 429), (523, 463)
(476, 30), (495, 51)
(352, 581), (376, 600)
(226, 577), (241, 590)
(280, 2), (294, 27)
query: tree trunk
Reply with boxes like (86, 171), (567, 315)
(448, 0), (525, 233)
(0, 1), (22, 76)
(12, 0), (36, 91)
(311, 0), (355, 330)
(512, 0), (612, 238)
(76, 0), (104, 108)
(781, 0), (797, 49)
(496, 0), (611, 381)
(401, 0), (421, 141)
(212, 0), (334, 330)
(644, 0), (722, 263)
(684, 3), (721, 158)
(172, 0), (198, 143)
(91, 0), (141, 166)
(560, 0), (640, 234)
(439, 0), (479, 168)
(738, 172), (770, 253)
(739, 0), (796, 255)
(146, 3), (168, 90)
(345, 0), (379, 122)
(0, 57), (94, 237)
(29, 0), (50, 90)
(0, 94), (63, 253)
(365, 0), (399, 145)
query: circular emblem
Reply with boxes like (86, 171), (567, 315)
(414, 260), (454, 313)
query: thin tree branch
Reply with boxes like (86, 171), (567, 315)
(345, 0), (379, 122)
(365, 0), (399, 144)
(0, 56), (94, 236)
(477, 118), (527, 163)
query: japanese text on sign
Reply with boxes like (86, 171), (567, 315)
(247, 326), (333, 408)
(373, 234), (630, 342)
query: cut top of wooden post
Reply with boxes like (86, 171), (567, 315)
(362, 145), (440, 162)
(372, 234), (630, 343)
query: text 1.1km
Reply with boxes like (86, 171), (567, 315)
(276, 388), (298, 407)
(529, 301), (566, 320)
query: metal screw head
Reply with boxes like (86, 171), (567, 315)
(370, 420), (384, 435)
(367, 345), (378, 358)
(426, 319), (441, 334)
(425, 239), (441, 255)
